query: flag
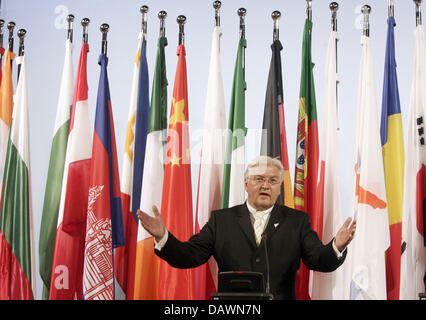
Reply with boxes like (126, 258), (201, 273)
(49, 43), (92, 300)
(39, 38), (73, 299)
(114, 33), (150, 299)
(294, 19), (320, 300)
(194, 25), (226, 300)
(400, 24), (426, 300)
(311, 29), (343, 300)
(221, 36), (247, 209)
(82, 53), (125, 300)
(133, 34), (168, 300)
(0, 54), (35, 300)
(380, 16), (405, 300)
(158, 43), (194, 300)
(260, 39), (294, 208)
(0, 50), (14, 195)
(347, 34), (390, 300)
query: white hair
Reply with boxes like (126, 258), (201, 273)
(244, 155), (284, 181)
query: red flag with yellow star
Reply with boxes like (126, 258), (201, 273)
(158, 44), (195, 299)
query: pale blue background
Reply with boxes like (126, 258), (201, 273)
(1, 0), (416, 299)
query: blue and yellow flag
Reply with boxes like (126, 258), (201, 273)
(380, 16), (404, 300)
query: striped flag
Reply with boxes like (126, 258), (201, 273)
(260, 38), (294, 208)
(114, 33), (150, 299)
(194, 25), (226, 300)
(158, 43), (194, 300)
(347, 35), (390, 300)
(49, 43), (92, 300)
(133, 34), (168, 300)
(0, 50), (14, 196)
(294, 19), (320, 300)
(39, 38), (73, 299)
(82, 53), (125, 300)
(400, 24), (426, 300)
(0, 46), (4, 85)
(311, 29), (343, 300)
(0, 54), (35, 299)
(380, 16), (405, 300)
(221, 36), (247, 209)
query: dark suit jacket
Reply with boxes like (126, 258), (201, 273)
(155, 203), (346, 300)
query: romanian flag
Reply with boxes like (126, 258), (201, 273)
(400, 23), (426, 300)
(158, 44), (194, 300)
(380, 16), (404, 300)
(294, 19), (320, 300)
(261, 38), (294, 208)
(49, 43), (92, 300)
(133, 35), (168, 299)
(0, 54), (35, 299)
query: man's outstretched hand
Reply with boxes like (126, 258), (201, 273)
(137, 205), (166, 242)
(334, 217), (357, 252)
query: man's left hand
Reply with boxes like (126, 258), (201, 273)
(334, 217), (357, 252)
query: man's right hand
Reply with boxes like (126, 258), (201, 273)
(137, 205), (166, 242)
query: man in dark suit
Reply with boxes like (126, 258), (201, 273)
(137, 156), (356, 300)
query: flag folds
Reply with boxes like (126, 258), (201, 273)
(194, 25), (226, 299)
(311, 30), (343, 300)
(221, 37), (246, 209)
(294, 19), (320, 300)
(380, 16), (404, 300)
(49, 43), (92, 300)
(158, 44), (194, 300)
(133, 35), (168, 300)
(400, 24), (426, 300)
(347, 35), (390, 300)
(261, 39), (294, 208)
(82, 53), (125, 300)
(39, 39), (73, 299)
(0, 54), (35, 300)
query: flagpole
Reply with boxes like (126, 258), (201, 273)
(177, 15), (186, 46)
(141, 5), (148, 39)
(414, 0), (422, 26)
(238, 8), (246, 80)
(17, 28), (25, 81)
(330, 2), (339, 129)
(362, 5), (371, 37)
(214, 1), (221, 27)
(100, 23), (109, 55)
(159, 10), (167, 37)
(67, 14), (74, 43)
(7, 21), (14, 71)
(389, 0), (394, 18)
(272, 10), (280, 41)
(82, 18), (90, 44)
(306, 0), (312, 22)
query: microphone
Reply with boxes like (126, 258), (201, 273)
(261, 233), (273, 299)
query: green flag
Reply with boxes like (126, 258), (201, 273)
(38, 39), (73, 299)
(221, 37), (247, 209)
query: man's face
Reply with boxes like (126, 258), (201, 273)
(244, 165), (282, 211)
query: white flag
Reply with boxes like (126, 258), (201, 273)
(311, 30), (344, 300)
(345, 35), (390, 300)
(400, 25), (426, 300)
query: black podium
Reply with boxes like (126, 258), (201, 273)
(211, 271), (273, 300)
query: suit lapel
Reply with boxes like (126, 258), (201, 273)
(236, 204), (257, 249)
(263, 204), (286, 240)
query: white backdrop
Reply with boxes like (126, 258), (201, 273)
(1, 0), (418, 299)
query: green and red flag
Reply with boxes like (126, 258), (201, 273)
(294, 19), (320, 300)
